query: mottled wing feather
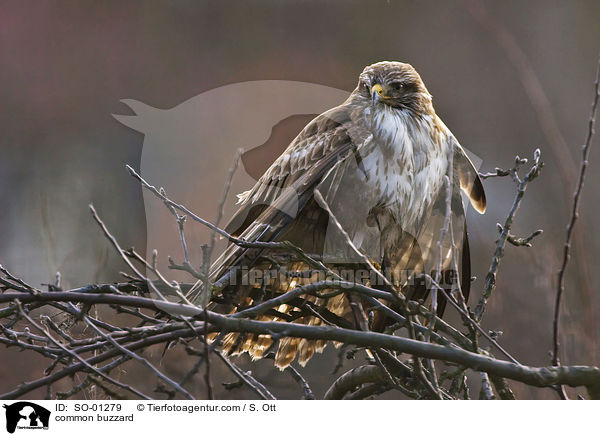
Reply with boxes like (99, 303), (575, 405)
(225, 106), (356, 235)
(213, 105), (367, 280)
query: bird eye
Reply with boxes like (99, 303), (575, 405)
(391, 82), (404, 91)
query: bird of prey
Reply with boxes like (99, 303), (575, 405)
(205, 61), (486, 368)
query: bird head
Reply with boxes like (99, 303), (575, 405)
(356, 61), (434, 116)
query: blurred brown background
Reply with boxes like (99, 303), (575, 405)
(1, 0), (599, 399)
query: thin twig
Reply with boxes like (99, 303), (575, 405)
(479, 372), (495, 400)
(0, 265), (40, 295)
(126, 165), (335, 293)
(474, 149), (543, 321)
(553, 55), (600, 397)
(432, 279), (520, 365)
(82, 316), (195, 399)
(15, 300), (151, 400)
(89, 205), (146, 282)
(285, 365), (315, 400)
(214, 350), (276, 400)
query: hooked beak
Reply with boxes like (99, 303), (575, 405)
(371, 83), (384, 104)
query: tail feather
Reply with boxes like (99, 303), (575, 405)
(250, 334), (274, 360)
(297, 339), (316, 367)
(210, 260), (356, 369)
(275, 337), (302, 369)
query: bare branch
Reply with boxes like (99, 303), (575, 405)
(214, 351), (276, 400)
(324, 365), (387, 400)
(474, 149), (543, 321)
(82, 317), (195, 400)
(285, 365), (315, 400)
(554, 56), (600, 366)
(14, 300), (151, 400)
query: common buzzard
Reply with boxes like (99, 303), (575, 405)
(204, 61), (486, 368)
